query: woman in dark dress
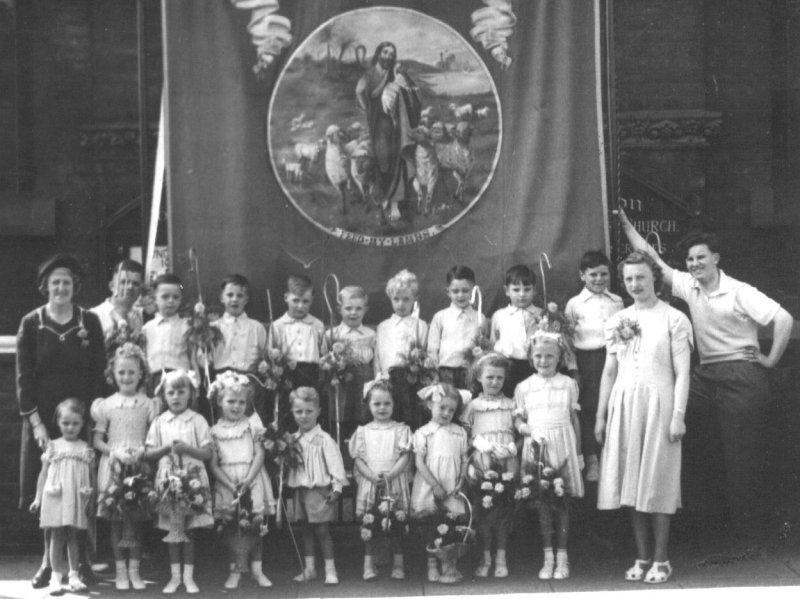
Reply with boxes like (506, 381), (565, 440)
(16, 254), (106, 588)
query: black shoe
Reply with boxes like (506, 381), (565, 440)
(31, 565), (51, 589)
(77, 563), (97, 586)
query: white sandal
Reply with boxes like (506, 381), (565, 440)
(625, 559), (651, 581)
(644, 561), (673, 584)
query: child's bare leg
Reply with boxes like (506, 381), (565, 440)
(110, 521), (124, 562)
(390, 535), (405, 579)
(553, 506), (571, 579)
(537, 507), (555, 579)
(293, 524), (318, 581)
(163, 542), (182, 594)
(249, 535), (272, 587)
(494, 518), (510, 577)
(64, 527), (88, 590)
(41, 529), (52, 568)
(631, 510), (651, 562)
(49, 527), (68, 583)
(652, 513), (670, 563)
(475, 518), (493, 577)
(315, 522), (338, 584)
(182, 535), (199, 593)
(127, 525), (145, 590)
(363, 538), (377, 580)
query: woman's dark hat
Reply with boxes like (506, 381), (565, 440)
(37, 253), (84, 288)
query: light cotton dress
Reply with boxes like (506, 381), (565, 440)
(411, 422), (468, 518)
(597, 301), (693, 514)
(348, 420), (412, 516)
(39, 438), (94, 529)
(461, 395), (517, 469)
(515, 373), (585, 498)
(211, 418), (276, 518)
(91, 392), (159, 517)
(145, 409), (214, 530)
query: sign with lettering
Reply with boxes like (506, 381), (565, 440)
(611, 171), (693, 269)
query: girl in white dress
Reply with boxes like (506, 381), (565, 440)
(92, 343), (158, 590)
(29, 398), (94, 595)
(461, 353), (517, 578)
(208, 371), (275, 590)
(349, 379), (412, 580)
(515, 332), (583, 580)
(594, 251), (692, 584)
(411, 383), (470, 583)
(145, 370), (213, 594)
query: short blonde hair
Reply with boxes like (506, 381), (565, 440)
(385, 269), (419, 298)
(339, 285), (368, 305)
(290, 386), (320, 408)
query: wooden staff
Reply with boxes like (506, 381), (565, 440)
(322, 273), (342, 446)
(645, 231), (664, 254)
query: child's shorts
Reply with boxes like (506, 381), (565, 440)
(288, 486), (336, 523)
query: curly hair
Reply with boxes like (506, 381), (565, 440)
(474, 352), (510, 380)
(290, 386), (320, 408)
(155, 370), (198, 410)
(105, 342), (149, 389)
(208, 370), (254, 406)
(385, 269), (419, 298)
(617, 250), (664, 292)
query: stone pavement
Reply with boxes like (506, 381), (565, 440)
(2, 517), (800, 599)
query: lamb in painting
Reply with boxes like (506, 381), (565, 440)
(282, 160), (304, 183)
(475, 106), (491, 119)
(349, 139), (378, 210)
(293, 140), (324, 172)
(324, 124), (351, 214)
(448, 102), (473, 121)
(410, 126), (439, 216)
(433, 120), (474, 205)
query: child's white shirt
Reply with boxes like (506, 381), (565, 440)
(565, 287), (623, 351)
(270, 312), (326, 362)
(490, 304), (543, 360)
(374, 314), (428, 375)
(212, 312), (267, 372)
(142, 313), (191, 372)
(427, 305), (487, 368)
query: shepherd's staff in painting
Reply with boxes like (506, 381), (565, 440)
(322, 273), (343, 447)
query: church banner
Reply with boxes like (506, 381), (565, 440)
(163, 0), (608, 321)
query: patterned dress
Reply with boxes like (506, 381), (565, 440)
(515, 373), (584, 498)
(91, 392), (159, 518)
(348, 421), (412, 516)
(39, 438), (94, 530)
(410, 422), (468, 518)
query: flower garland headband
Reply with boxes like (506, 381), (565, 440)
(208, 370), (252, 402)
(114, 341), (146, 362)
(363, 374), (391, 400)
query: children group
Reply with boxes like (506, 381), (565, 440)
(35, 250), (636, 594)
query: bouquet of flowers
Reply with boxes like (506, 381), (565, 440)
(397, 343), (438, 386)
(104, 319), (145, 360)
(258, 423), (302, 470)
(184, 302), (224, 366)
(359, 480), (409, 544)
(99, 461), (155, 547)
(426, 493), (475, 583)
(256, 347), (296, 392)
(514, 439), (568, 512)
(612, 316), (641, 347)
(320, 338), (357, 387)
(470, 466), (516, 513)
(536, 302), (576, 338)
(156, 454), (210, 543)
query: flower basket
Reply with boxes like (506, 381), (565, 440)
(359, 478), (409, 563)
(156, 453), (209, 543)
(426, 492), (475, 582)
(98, 461), (154, 548)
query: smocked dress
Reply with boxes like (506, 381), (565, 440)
(515, 373), (584, 498)
(145, 409), (214, 530)
(597, 301), (693, 514)
(39, 438), (95, 530)
(461, 395), (517, 471)
(348, 420), (412, 516)
(410, 422), (468, 517)
(92, 392), (159, 518)
(211, 418), (276, 518)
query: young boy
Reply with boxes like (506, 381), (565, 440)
(325, 286), (375, 444)
(490, 265), (543, 396)
(142, 273), (192, 391)
(211, 274), (269, 422)
(564, 251), (622, 482)
(270, 274), (326, 427)
(427, 266), (487, 390)
(374, 269), (429, 430)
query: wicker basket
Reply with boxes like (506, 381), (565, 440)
(425, 492), (475, 583)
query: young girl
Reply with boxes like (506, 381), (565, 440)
(92, 343), (158, 590)
(145, 370), (213, 594)
(29, 398), (95, 594)
(286, 387), (348, 585)
(515, 332), (584, 580)
(461, 353), (517, 578)
(348, 379), (412, 580)
(411, 383), (470, 583)
(374, 269), (429, 430)
(327, 285), (375, 444)
(208, 371), (275, 589)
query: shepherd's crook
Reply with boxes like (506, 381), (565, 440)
(539, 253), (552, 307)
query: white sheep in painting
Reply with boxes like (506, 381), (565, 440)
(349, 139), (377, 210)
(475, 106), (490, 119)
(448, 102), (473, 121)
(293, 140), (324, 170)
(282, 160), (304, 183)
(433, 120), (473, 206)
(409, 126), (439, 216)
(324, 124), (351, 214)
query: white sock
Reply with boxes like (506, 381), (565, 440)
(128, 559), (145, 590)
(162, 564), (181, 594)
(182, 564), (198, 594)
(324, 558), (338, 584)
(115, 560), (130, 590)
(250, 561), (272, 587)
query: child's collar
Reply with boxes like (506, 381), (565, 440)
(155, 312), (180, 323)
